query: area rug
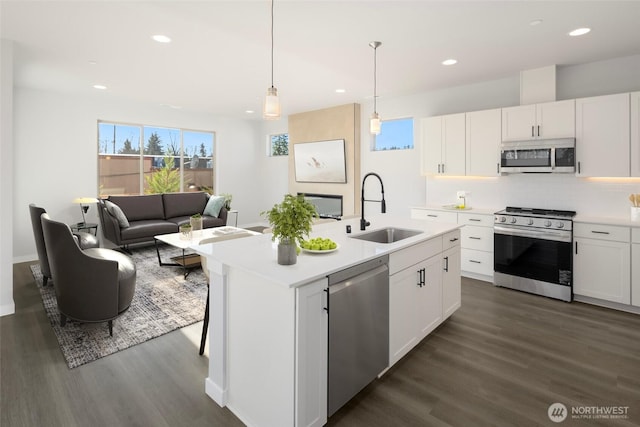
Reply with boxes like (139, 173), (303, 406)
(30, 244), (208, 369)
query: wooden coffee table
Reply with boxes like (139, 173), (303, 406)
(154, 226), (255, 278)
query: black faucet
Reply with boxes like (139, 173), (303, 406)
(360, 172), (386, 230)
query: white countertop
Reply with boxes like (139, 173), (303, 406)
(412, 205), (499, 215)
(192, 214), (461, 288)
(574, 214), (640, 228)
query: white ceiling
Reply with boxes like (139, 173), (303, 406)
(2, 1), (640, 119)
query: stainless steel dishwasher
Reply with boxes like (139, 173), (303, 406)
(327, 255), (389, 417)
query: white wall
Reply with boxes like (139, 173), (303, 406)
(361, 54), (640, 218)
(256, 119), (289, 219)
(12, 87), (268, 261)
(1, 39), (15, 316)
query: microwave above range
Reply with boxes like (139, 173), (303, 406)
(500, 138), (576, 174)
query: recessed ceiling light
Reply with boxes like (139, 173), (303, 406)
(569, 28), (591, 37)
(245, 110), (255, 114)
(529, 19), (543, 26)
(152, 34), (171, 43)
(93, 84), (107, 90)
(442, 59), (457, 66)
(335, 89), (346, 93)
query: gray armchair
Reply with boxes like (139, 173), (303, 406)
(41, 214), (137, 336)
(29, 204), (99, 287)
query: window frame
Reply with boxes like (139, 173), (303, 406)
(268, 133), (289, 157)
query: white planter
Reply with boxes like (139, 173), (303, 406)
(631, 207), (640, 221)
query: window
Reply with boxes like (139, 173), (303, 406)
(374, 117), (414, 151)
(98, 122), (214, 197)
(269, 133), (289, 156)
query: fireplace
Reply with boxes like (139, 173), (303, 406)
(299, 193), (343, 220)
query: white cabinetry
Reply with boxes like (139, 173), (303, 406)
(502, 100), (575, 141)
(295, 279), (328, 427)
(466, 108), (501, 176)
(389, 238), (444, 366)
(574, 223), (630, 304)
(421, 113), (466, 176)
(576, 93), (630, 177)
(631, 92), (640, 176)
(632, 228), (640, 308)
(442, 230), (462, 320)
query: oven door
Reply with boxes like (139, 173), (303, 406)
(494, 226), (572, 286)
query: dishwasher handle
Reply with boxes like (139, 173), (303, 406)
(328, 264), (389, 295)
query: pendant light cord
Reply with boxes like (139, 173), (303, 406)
(373, 45), (377, 113)
(270, 0), (274, 88)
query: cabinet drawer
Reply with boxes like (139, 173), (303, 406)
(457, 212), (493, 227)
(461, 249), (493, 276)
(411, 209), (457, 223)
(574, 223), (630, 242)
(461, 226), (494, 251)
(389, 238), (443, 275)
(443, 229), (461, 251)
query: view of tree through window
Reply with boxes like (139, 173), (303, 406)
(270, 133), (289, 156)
(374, 118), (414, 151)
(98, 122), (214, 197)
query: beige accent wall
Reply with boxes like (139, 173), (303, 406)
(288, 103), (361, 216)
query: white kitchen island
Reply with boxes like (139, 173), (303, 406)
(192, 215), (461, 427)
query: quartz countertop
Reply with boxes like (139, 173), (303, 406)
(574, 214), (640, 228)
(192, 214), (461, 288)
(412, 205), (499, 215)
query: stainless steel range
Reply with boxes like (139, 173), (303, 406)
(493, 207), (576, 302)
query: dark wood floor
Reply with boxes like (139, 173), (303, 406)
(3, 262), (640, 426)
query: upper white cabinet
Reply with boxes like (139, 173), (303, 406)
(501, 99), (575, 141)
(466, 108), (501, 176)
(631, 92), (640, 176)
(421, 113), (466, 176)
(576, 93), (630, 177)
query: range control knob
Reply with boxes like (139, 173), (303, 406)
(544, 220), (552, 227)
(527, 219), (534, 225)
(557, 222), (565, 228)
(510, 217), (517, 224)
(499, 216), (507, 223)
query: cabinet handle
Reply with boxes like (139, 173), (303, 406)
(437, 164), (441, 173)
(575, 241), (578, 255)
(469, 219), (481, 222)
(469, 260), (481, 264)
(442, 164), (445, 174)
(449, 237), (458, 242)
(324, 288), (329, 313)
(444, 256), (449, 272)
(469, 236), (481, 240)
(428, 214), (438, 218)
(578, 161), (581, 174)
(531, 126), (535, 137)
(417, 269), (423, 287)
(497, 163), (500, 174)
(537, 125), (540, 137)
(591, 230), (610, 235)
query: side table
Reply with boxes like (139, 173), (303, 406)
(70, 222), (98, 236)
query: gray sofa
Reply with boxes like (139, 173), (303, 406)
(98, 192), (228, 249)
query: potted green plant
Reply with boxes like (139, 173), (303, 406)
(179, 223), (192, 240)
(190, 213), (203, 231)
(262, 194), (318, 265)
(221, 193), (233, 210)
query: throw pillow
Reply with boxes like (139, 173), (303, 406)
(203, 195), (225, 217)
(105, 200), (130, 228)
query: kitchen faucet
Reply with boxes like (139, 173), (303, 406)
(360, 172), (386, 230)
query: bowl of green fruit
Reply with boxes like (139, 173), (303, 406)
(300, 237), (339, 254)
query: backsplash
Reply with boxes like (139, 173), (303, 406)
(426, 174), (640, 218)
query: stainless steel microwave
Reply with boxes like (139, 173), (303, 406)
(500, 138), (576, 173)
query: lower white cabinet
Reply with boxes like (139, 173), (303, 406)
(295, 279), (328, 427)
(573, 223), (631, 304)
(632, 229), (640, 307)
(442, 231), (462, 320)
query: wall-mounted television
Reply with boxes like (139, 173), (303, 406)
(294, 139), (347, 183)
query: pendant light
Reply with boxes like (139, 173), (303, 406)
(369, 41), (382, 135)
(263, 0), (280, 120)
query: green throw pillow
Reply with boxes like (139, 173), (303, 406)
(203, 195), (225, 217)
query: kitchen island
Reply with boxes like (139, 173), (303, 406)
(193, 214), (461, 427)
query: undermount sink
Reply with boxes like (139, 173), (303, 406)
(350, 227), (423, 244)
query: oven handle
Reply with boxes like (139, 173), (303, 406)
(494, 225), (572, 243)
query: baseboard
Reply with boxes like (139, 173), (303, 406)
(205, 377), (227, 407)
(462, 271), (493, 283)
(0, 301), (15, 317)
(573, 295), (640, 315)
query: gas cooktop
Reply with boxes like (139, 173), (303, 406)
(496, 206), (576, 218)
